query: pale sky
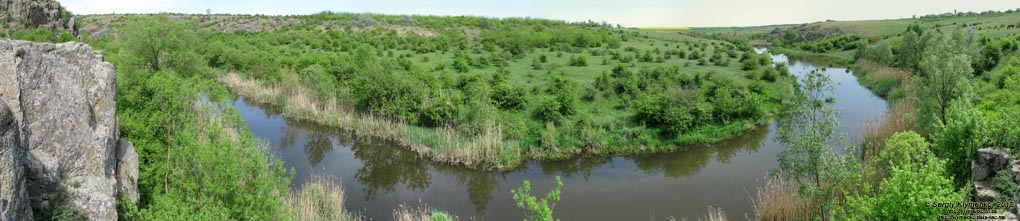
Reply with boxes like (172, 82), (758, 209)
(62, 0), (1020, 27)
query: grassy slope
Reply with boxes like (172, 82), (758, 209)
(747, 12), (1020, 59)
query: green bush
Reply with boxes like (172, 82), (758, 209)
(299, 64), (337, 101)
(932, 101), (988, 187)
(838, 131), (963, 220)
(512, 177), (563, 221)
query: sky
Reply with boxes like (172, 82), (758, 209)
(62, 0), (1020, 27)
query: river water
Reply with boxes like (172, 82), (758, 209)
(233, 50), (887, 220)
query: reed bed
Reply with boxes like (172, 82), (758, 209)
(218, 72), (522, 170)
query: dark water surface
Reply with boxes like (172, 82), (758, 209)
(233, 50), (887, 220)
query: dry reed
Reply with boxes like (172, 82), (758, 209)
(288, 175), (360, 221)
(751, 177), (816, 220)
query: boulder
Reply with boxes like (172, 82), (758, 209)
(974, 148), (1014, 181)
(975, 180), (1000, 202)
(0, 39), (125, 220)
(0, 101), (32, 221)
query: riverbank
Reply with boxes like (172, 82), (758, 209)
(767, 47), (855, 66)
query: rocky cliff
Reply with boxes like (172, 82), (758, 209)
(1, 0), (77, 35)
(0, 40), (135, 220)
(1, 101), (31, 221)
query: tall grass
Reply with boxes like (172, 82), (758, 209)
(662, 206), (729, 221)
(859, 101), (917, 165)
(392, 201), (458, 221)
(751, 178), (816, 220)
(288, 175), (361, 221)
(218, 72), (522, 170)
(853, 59), (913, 102)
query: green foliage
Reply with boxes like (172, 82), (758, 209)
(491, 82), (528, 110)
(932, 100), (987, 188)
(534, 75), (577, 122)
(119, 15), (202, 75)
(854, 42), (895, 65)
(88, 12), (790, 174)
(916, 31), (974, 135)
(783, 29), (798, 45)
(896, 31), (923, 69)
(109, 16), (292, 220)
(991, 57), (1020, 89)
(992, 168), (1019, 203)
(9, 27), (76, 43)
(512, 177), (563, 221)
(430, 212), (452, 221)
(569, 55), (589, 66)
(350, 45), (427, 123)
(794, 35), (864, 53)
(299, 64), (338, 101)
(633, 90), (704, 136)
(838, 131), (963, 220)
(774, 68), (843, 218)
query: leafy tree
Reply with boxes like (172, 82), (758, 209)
(120, 15), (201, 74)
(774, 69), (843, 218)
(896, 31), (922, 69)
(916, 32), (974, 134)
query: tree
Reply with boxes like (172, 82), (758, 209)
(774, 69), (843, 219)
(916, 32), (974, 134)
(932, 100), (987, 188)
(120, 15), (201, 74)
(896, 31), (922, 69)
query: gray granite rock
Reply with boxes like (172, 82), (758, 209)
(1, 101), (32, 221)
(0, 39), (127, 221)
(115, 138), (138, 205)
(0, 0), (73, 33)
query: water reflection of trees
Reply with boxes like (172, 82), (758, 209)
(538, 157), (613, 180)
(628, 125), (768, 178)
(303, 132), (334, 165)
(276, 119), (340, 166)
(350, 137), (431, 201)
(432, 164), (504, 216)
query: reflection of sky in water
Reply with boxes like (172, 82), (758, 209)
(233, 51), (888, 220)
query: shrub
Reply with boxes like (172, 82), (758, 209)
(512, 177), (564, 221)
(492, 83), (528, 110)
(568, 55), (588, 66)
(299, 64), (338, 101)
(837, 131), (963, 220)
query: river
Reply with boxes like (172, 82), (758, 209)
(233, 50), (887, 220)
